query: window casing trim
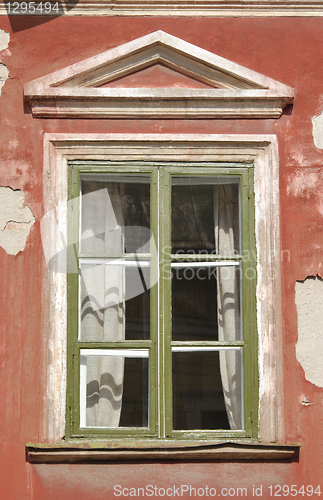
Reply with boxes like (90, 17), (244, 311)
(42, 133), (282, 444)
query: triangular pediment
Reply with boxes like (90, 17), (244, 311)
(24, 31), (294, 118)
(99, 64), (215, 89)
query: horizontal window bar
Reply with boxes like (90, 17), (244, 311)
(78, 253), (152, 259)
(80, 349), (149, 358)
(81, 174), (150, 184)
(171, 254), (242, 261)
(80, 259), (150, 267)
(171, 341), (244, 347)
(170, 261), (239, 268)
(74, 342), (153, 350)
(171, 176), (240, 186)
(172, 346), (242, 352)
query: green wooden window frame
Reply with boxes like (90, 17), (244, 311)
(66, 161), (257, 441)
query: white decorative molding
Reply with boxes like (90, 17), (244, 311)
(2, 1), (323, 16)
(43, 133), (283, 443)
(24, 31), (294, 119)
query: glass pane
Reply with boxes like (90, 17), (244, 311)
(172, 349), (243, 431)
(172, 264), (241, 341)
(80, 351), (149, 428)
(80, 261), (150, 341)
(171, 176), (240, 255)
(81, 174), (150, 255)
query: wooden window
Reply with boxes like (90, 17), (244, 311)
(66, 161), (257, 440)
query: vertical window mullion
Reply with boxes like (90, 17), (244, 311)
(159, 167), (172, 439)
(149, 167), (159, 437)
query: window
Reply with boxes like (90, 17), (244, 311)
(66, 160), (257, 440)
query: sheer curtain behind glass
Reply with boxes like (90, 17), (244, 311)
(80, 183), (125, 427)
(214, 183), (242, 430)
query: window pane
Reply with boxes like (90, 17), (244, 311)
(81, 175), (150, 255)
(171, 176), (240, 255)
(172, 349), (243, 431)
(172, 264), (241, 341)
(80, 261), (150, 341)
(80, 350), (149, 428)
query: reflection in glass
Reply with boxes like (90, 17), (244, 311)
(80, 261), (150, 341)
(81, 175), (150, 255)
(80, 351), (149, 428)
(172, 349), (243, 430)
(171, 176), (240, 255)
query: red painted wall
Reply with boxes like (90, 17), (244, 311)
(0, 14), (323, 500)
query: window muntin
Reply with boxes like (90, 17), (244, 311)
(67, 162), (256, 440)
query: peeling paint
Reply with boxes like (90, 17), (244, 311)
(0, 187), (35, 255)
(312, 112), (323, 149)
(286, 170), (320, 197)
(295, 276), (323, 387)
(286, 170), (323, 217)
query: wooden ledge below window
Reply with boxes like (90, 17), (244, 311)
(26, 441), (300, 464)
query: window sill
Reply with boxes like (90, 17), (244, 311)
(26, 441), (300, 463)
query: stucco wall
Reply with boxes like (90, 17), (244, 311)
(0, 15), (323, 499)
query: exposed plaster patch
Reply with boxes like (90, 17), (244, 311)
(0, 63), (9, 96)
(295, 276), (323, 387)
(0, 187), (35, 255)
(0, 30), (9, 97)
(312, 112), (323, 149)
(0, 29), (9, 51)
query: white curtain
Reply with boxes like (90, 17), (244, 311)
(214, 184), (242, 430)
(80, 184), (125, 427)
